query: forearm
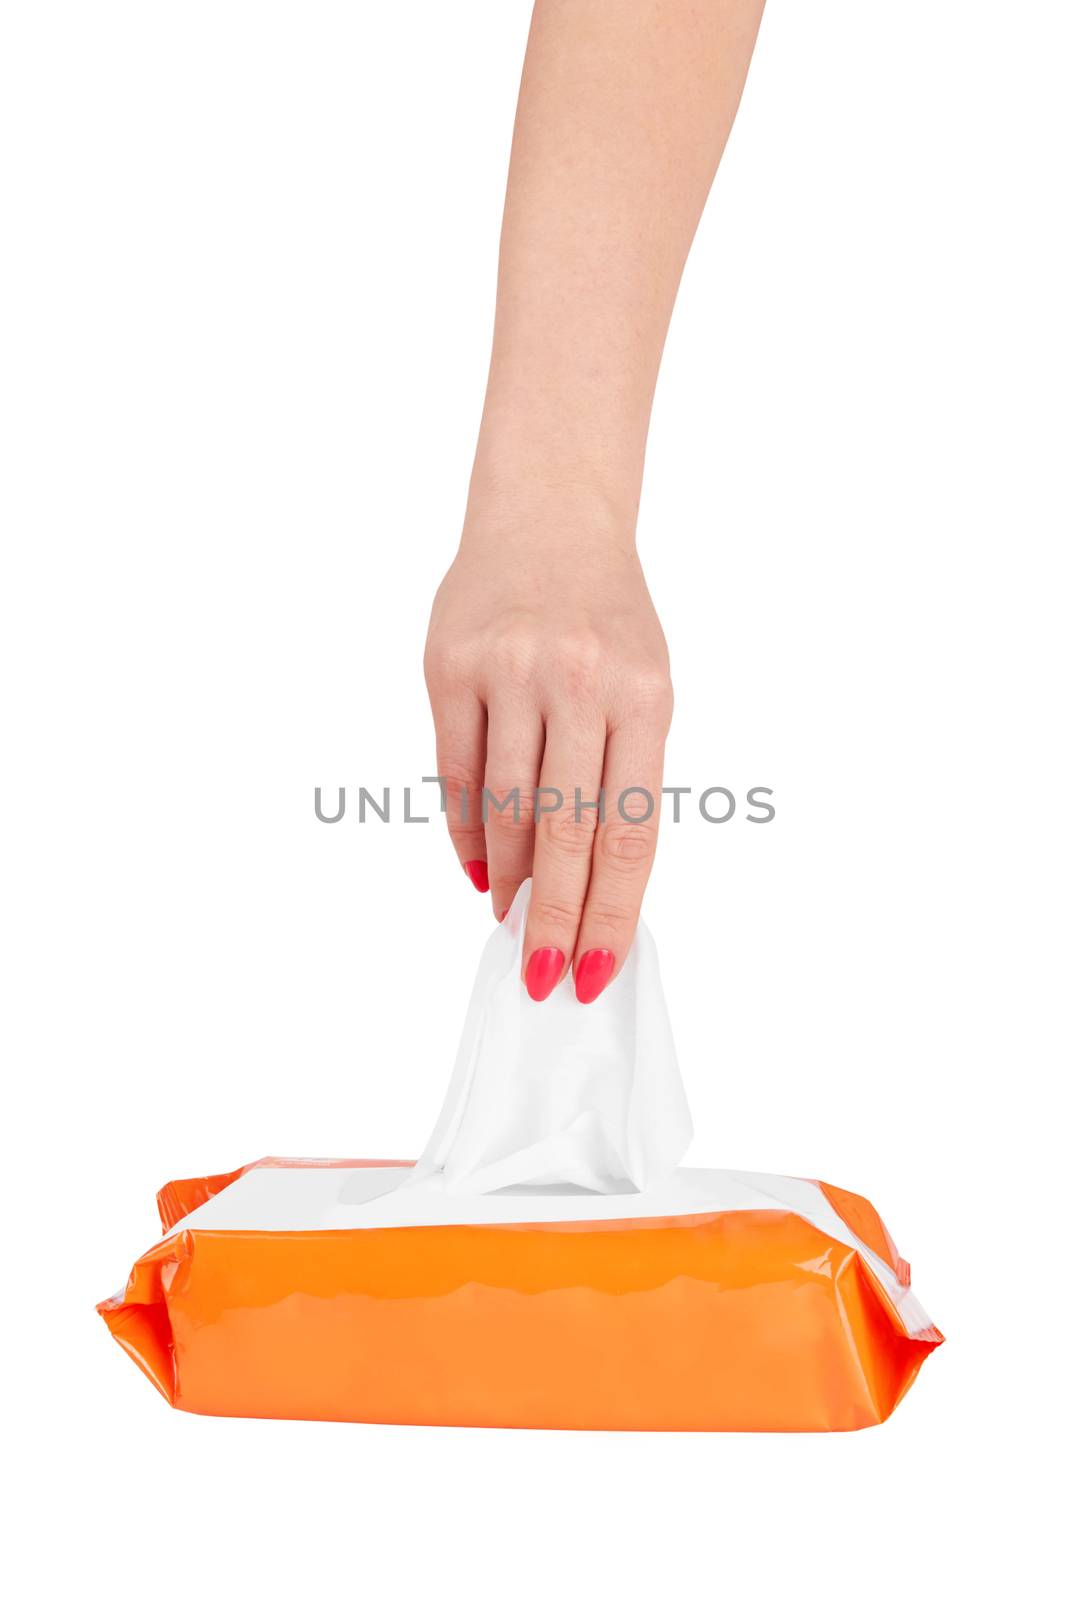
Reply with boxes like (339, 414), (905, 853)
(468, 0), (766, 540)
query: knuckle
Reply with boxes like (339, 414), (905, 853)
(441, 772), (481, 831)
(539, 804), (598, 855)
(555, 631), (603, 671)
(630, 669), (674, 721)
(553, 632), (604, 698)
(422, 644), (445, 688)
(489, 627), (539, 684)
(439, 761), (481, 794)
(582, 900), (636, 942)
(599, 821), (657, 869)
(528, 898), (583, 939)
(490, 868), (524, 896)
(611, 785), (656, 823)
(424, 638), (474, 687)
(485, 786), (533, 835)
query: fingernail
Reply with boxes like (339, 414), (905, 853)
(464, 859), (489, 893)
(524, 947), (565, 1002)
(498, 908), (508, 923)
(575, 949), (615, 1004)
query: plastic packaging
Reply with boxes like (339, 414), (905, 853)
(98, 888), (942, 1429)
(99, 1157), (941, 1429)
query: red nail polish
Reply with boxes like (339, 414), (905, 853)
(464, 859), (489, 893)
(525, 947), (565, 1002)
(575, 948), (615, 1004)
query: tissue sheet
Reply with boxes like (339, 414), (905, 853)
(98, 1158), (942, 1430)
(413, 882), (692, 1193)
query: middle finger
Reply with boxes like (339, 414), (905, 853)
(522, 711), (606, 1001)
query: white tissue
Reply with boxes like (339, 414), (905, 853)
(412, 880), (692, 1194)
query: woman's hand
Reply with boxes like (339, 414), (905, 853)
(424, 0), (764, 999)
(425, 492), (672, 1003)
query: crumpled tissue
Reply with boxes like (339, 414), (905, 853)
(411, 880), (692, 1194)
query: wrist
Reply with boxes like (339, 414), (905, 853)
(461, 479), (638, 562)
(464, 440), (642, 558)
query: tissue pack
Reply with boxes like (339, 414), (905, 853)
(100, 890), (941, 1429)
(98, 1157), (941, 1431)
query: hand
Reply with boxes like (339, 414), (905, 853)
(424, 492), (672, 1003)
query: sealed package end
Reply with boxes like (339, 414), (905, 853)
(98, 1158), (942, 1432)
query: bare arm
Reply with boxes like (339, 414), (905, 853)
(476, 0), (765, 518)
(426, 0), (765, 1001)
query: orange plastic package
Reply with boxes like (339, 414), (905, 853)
(98, 1156), (942, 1431)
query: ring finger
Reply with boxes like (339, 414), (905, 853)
(483, 696), (544, 922)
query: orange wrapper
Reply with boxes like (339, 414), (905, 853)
(99, 1158), (942, 1431)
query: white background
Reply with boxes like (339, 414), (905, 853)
(3, 1), (1078, 1594)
